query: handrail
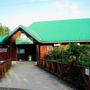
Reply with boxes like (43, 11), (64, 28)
(0, 60), (11, 77)
(38, 60), (89, 90)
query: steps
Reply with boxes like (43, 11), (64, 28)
(12, 61), (37, 65)
(0, 87), (30, 90)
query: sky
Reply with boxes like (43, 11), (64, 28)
(0, 0), (90, 30)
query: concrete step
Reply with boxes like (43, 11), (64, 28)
(12, 61), (37, 65)
(0, 87), (29, 90)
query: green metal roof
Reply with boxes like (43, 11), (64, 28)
(20, 18), (90, 43)
(3, 18), (90, 44)
(0, 35), (9, 44)
(16, 38), (33, 45)
(20, 25), (42, 42)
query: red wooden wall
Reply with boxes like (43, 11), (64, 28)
(40, 45), (53, 60)
(0, 30), (53, 61)
(0, 46), (10, 60)
(10, 31), (22, 42)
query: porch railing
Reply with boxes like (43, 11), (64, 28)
(0, 60), (12, 77)
(38, 60), (90, 90)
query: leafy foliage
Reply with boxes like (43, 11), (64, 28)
(45, 45), (70, 63)
(0, 24), (10, 36)
(45, 43), (90, 66)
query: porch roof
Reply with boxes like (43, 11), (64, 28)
(0, 35), (9, 44)
(20, 18), (90, 43)
(16, 38), (33, 45)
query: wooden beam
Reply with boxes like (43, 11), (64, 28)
(36, 45), (40, 64)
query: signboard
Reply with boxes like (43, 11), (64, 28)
(85, 68), (90, 76)
(54, 44), (61, 47)
(19, 49), (25, 54)
(0, 48), (7, 52)
(17, 49), (25, 54)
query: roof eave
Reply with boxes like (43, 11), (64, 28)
(3, 25), (42, 44)
(19, 25), (42, 43)
(41, 40), (90, 44)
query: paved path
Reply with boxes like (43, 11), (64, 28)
(0, 62), (75, 90)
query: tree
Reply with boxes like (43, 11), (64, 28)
(0, 24), (10, 36)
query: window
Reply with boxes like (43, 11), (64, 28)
(17, 49), (25, 54)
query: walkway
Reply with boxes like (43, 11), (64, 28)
(0, 62), (75, 90)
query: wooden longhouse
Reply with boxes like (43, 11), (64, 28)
(0, 18), (90, 62)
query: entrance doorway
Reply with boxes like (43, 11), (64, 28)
(15, 32), (37, 61)
(17, 44), (37, 61)
(4, 29), (39, 61)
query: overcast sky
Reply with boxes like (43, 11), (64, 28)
(0, 0), (90, 30)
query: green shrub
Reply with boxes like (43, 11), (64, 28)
(44, 43), (90, 66)
(44, 54), (54, 60)
(79, 52), (90, 67)
(47, 46), (70, 61)
(68, 43), (81, 57)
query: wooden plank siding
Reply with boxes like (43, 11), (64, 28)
(0, 31), (53, 61)
(10, 31), (22, 42)
(10, 43), (17, 60)
(0, 44), (17, 61)
(0, 46), (10, 60)
(40, 45), (53, 60)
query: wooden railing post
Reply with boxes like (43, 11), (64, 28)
(87, 76), (90, 90)
(0, 61), (12, 78)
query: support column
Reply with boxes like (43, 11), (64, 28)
(36, 45), (40, 64)
(9, 41), (12, 61)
